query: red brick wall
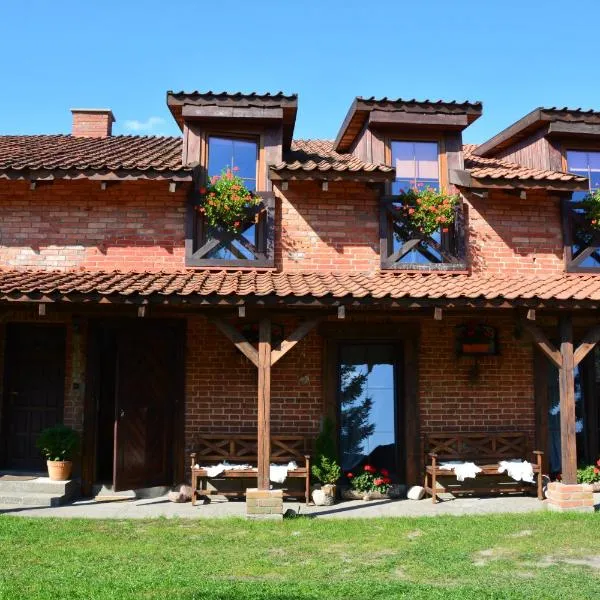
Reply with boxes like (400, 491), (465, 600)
(0, 180), (186, 271)
(465, 189), (564, 276)
(276, 181), (381, 272)
(419, 315), (535, 438)
(71, 111), (113, 138)
(184, 316), (323, 452)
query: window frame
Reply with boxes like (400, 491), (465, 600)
(185, 129), (275, 268)
(380, 135), (466, 271)
(562, 146), (600, 273)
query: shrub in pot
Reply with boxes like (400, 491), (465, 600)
(36, 425), (80, 481)
(311, 456), (341, 505)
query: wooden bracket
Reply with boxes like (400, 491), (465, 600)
(573, 323), (600, 366)
(271, 319), (321, 367)
(211, 317), (259, 368)
(522, 321), (562, 369)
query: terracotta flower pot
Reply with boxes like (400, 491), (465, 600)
(47, 460), (72, 481)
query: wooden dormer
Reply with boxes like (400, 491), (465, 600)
(167, 90), (298, 191)
(333, 97), (482, 189)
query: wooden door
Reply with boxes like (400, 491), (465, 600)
(2, 324), (66, 470)
(113, 322), (183, 491)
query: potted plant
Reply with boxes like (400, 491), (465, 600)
(311, 456), (341, 505)
(196, 167), (261, 233)
(577, 459), (600, 492)
(311, 417), (341, 505)
(344, 464), (392, 501)
(36, 424), (80, 481)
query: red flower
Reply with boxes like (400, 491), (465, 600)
(199, 187), (207, 194)
(383, 477), (392, 485)
(596, 459), (600, 467)
(594, 467), (600, 475)
(364, 465), (376, 473)
(374, 478), (384, 486)
(380, 468), (389, 477)
(346, 472), (353, 479)
(557, 473), (562, 481)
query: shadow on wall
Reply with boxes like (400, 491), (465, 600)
(464, 190), (564, 275)
(274, 181), (381, 270)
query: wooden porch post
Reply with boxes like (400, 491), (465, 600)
(558, 315), (577, 484)
(257, 318), (271, 490)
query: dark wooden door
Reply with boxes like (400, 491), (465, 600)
(113, 322), (183, 491)
(2, 324), (66, 470)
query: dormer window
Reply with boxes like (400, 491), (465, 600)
(381, 139), (465, 271)
(563, 150), (600, 271)
(391, 141), (439, 194)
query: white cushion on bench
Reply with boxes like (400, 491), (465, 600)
(194, 461), (298, 483)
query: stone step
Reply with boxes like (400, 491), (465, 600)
(0, 491), (64, 507)
(0, 477), (77, 496)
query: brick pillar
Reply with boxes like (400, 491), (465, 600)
(246, 488), (283, 520)
(546, 482), (595, 512)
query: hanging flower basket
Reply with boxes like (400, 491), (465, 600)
(580, 189), (600, 230)
(398, 187), (459, 236)
(196, 167), (261, 233)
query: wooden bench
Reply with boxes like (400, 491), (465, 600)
(423, 432), (543, 503)
(190, 435), (311, 506)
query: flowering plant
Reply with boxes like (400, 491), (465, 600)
(398, 186), (459, 237)
(196, 167), (260, 233)
(576, 459), (600, 484)
(347, 465), (392, 494)
(581, 190), (600, 230)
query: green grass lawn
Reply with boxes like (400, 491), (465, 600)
(0, 512), (599, 599)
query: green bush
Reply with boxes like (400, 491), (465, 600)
(311, 456), (341, 485)
(36, 425), (80, 461)
(576, 460), (600, 484)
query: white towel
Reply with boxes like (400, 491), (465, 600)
(195, 461), (298, 483)
(270, 461), (297, 484)
(195, 463), (252, 477)
(439, 461), (482, 482)
(498, 460), (535, 483)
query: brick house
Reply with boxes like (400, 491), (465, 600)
(0, 92), (599, 498)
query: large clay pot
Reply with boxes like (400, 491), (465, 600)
(312, 484), (336, 506)
(47, 460), (72, 481)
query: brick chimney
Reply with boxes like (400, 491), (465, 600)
(70, 108), (115, 138)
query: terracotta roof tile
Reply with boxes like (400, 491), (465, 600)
(2, 269), (600, 305)
(463, 144), (586, 185)
(0, 134), (189, 174)
(273, 140), (394, 177)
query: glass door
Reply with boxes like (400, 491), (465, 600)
(338, 344), (401, 479)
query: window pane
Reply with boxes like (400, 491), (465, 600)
(588, 151), (600, 173)
(566, 150), (588, 174)
(391, 141), (439, 191)
(208, 136), (257, 190)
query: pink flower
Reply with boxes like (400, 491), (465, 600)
(233, 166), (240, 172)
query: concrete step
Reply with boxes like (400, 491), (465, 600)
(0, 477), (77, 496)
(0, 491), (64, 507)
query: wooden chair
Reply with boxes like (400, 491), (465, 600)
(190, 435), (311, 505)
(422, 432), (543, 503)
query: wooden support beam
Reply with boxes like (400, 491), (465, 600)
(574, 324), (600, 366)
(559, 315), (577, 484)
(257, 318), (271, 490)
(210, 317), (259, 368)
(271, 319), (320, 367)
(522, 322), (562, 369)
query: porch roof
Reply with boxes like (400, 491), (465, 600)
(2, 269), (600, 307)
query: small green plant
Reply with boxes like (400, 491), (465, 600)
(36, 425), (80, 461)
(576, 459), (600, 484)
(347, 464), (392, 494)
(398, 186), (459, 236)
(311, 456), (341, 485)
(196, 167), (260, 233)
(311, 416), (341, 485)
(580, 189), (600, 230)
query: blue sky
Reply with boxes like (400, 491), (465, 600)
(2, 0), (599, 145)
